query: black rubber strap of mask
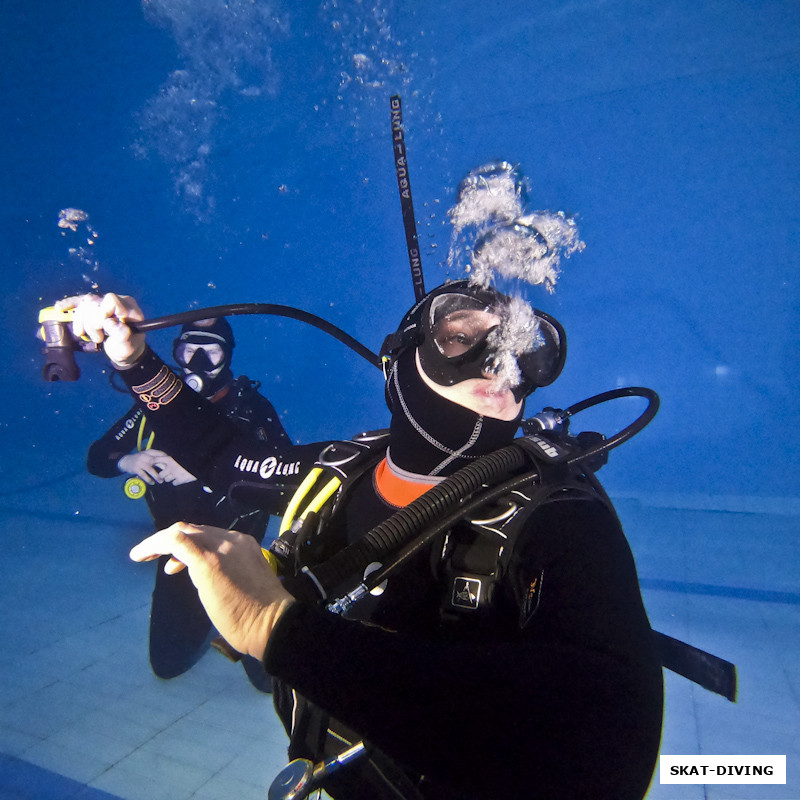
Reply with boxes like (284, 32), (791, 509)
(390, 95), (426, 302)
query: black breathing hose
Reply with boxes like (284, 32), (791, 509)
(561, 387), (659, 463)
(130, 303), (381, 369)
(300, 443), (532, 599)
(360, 469), (547, 597)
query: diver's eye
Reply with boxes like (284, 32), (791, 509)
(433, 309), (500, 358)
(436, 331), (474, 357)
(445, 331), (471, 346)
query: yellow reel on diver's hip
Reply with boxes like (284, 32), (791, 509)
(124, 477), (147, 500)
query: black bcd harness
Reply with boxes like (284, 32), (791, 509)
(268, 427), (737, 703)
(263, 424), (737, 799)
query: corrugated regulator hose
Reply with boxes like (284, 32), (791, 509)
(300, 443), (532, 600)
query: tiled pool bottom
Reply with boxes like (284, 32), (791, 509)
(1, 478), (798, 799)
(0, 479), (290, 800)
(0, 753), (121, 799)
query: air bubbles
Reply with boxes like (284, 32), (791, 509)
(486, 297), (544, 390)
(446, 161), (584, 293)
(473, 221), (555, 291)
(137, 0), (286, 221)
(441, 161), (586, 393)
(58, 208), (102, 288)
(58, 208), (90, 232)
(450, 161), (526, 229)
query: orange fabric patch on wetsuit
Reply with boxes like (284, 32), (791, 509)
(373, 457), (436, 508)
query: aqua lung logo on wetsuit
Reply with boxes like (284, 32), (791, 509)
(114, 408), (143, 442)
(234, 454), (301, 480)
(452, 577), (482, 610)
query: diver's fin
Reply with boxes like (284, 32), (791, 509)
(653, 630), (737, 702)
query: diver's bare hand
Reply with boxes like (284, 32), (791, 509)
(56, 293), (146, 368)
(129, 523), (295, 660)
(118, 450), (196, 485)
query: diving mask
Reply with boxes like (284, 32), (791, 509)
(412, 282), (566, 399)
(173, 342), (226, 371)
(172, 319), (235, 396)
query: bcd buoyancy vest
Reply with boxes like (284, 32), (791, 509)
(265, 427), (737, 799)
(269, 426), (613, 618)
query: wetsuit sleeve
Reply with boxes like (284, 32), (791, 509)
(115, 347), (328, 499)
(244, 389), (292, 445)
(86, 404), (143, 478)
(264, 499), (663, 800)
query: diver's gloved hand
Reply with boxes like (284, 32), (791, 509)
(55, 293), (146, 368)
(118, 450), (197, 486)
(130, 523), (296, 660)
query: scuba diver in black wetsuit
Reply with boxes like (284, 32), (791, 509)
(87, 317), (291, 690)
(58, 283), (666, 800)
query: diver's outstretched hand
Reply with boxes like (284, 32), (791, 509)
(130, 523), (295, 660)
(56, 293), (146, 368)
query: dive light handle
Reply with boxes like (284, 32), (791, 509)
(37, 307), (101, 382)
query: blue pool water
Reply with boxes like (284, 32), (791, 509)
(2, 1), (799, 797)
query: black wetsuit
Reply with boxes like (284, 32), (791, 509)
(88, 372), (295, 681)
(114, 348), (663, 798)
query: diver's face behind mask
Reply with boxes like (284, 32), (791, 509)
(414, 282), (566, 402)
(415, 293), (519, 420)
(174, 343), (226, 394)
(174, 342), (225, 372)
(172, 317), (235, 396)
(429, 295), (500, 362)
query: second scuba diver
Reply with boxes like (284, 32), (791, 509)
(87, 317), (291, 689)
(59, 282), (664, 800)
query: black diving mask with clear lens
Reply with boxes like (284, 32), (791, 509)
(416, 286), (567, 399)
(431, 295), (500, 358)
(173, 342), (226, 371)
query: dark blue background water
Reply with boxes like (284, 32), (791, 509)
(2, 4), (799, 798)
(4, 0), (799, 503)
